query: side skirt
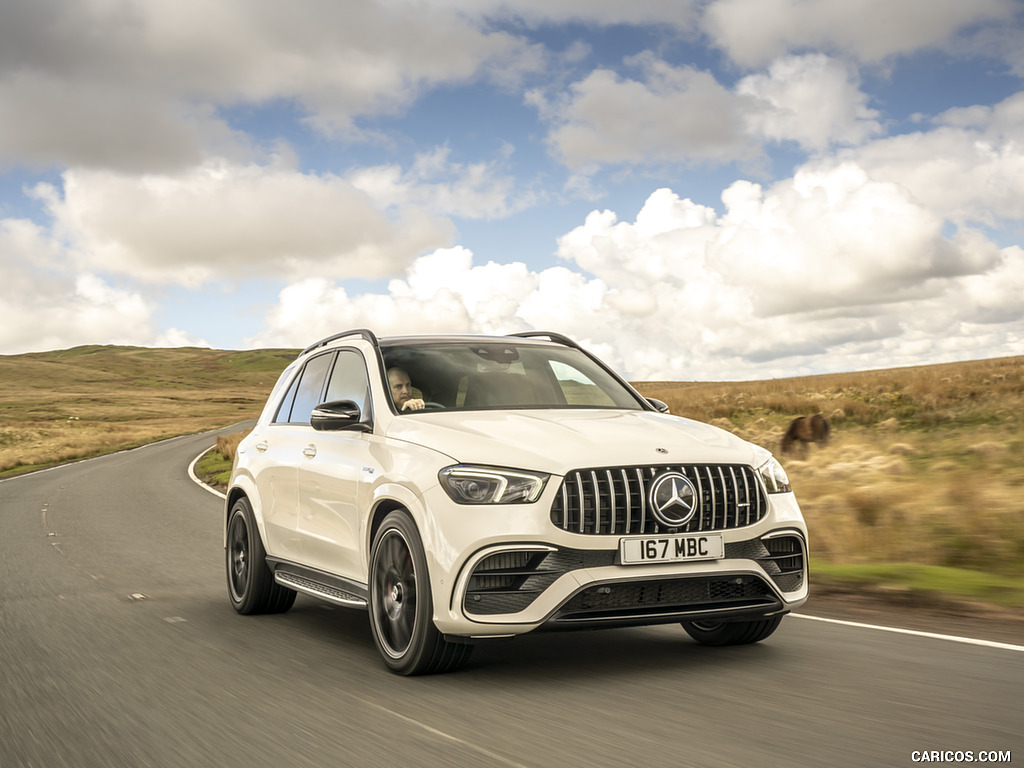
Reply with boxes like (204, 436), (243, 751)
(267, 558), (369, 609)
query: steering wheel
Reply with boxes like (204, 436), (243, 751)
(423, 401), (446, 410)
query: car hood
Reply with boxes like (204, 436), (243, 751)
(384, 409), (764, 475)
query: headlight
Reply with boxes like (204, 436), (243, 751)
(439, 465), (549, 504)
(756, 453), (792, 494)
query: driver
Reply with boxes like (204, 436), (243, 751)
(387, 367), (425, 411)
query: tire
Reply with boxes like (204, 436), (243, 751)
(368, 510), (472, 675)
(226, 497), (296, 615)
(681, 615), (783, 646)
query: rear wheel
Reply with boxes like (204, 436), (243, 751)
(681, 616), (783, 646)
(368, 510), (472, 675)
(226, 497), (296, 614)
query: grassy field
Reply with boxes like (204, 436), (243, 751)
(4, 345), (1022, 610)
(0, 345), (293, 475)
(635, 356), (1024, 609)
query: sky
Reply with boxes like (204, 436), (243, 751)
(1, 0), (1023, 381)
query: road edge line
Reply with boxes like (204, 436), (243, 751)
(792, 613), (1024, 652)
(188, 447), (227, 500)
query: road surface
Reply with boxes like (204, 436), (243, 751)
(1, 428), (1019, 767)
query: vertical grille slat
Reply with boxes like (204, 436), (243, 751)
(606, 470), (616, 534)
(709, 467), (719, 529)
(741, 467), (752, 526)
(550, 464), (768, 535)
(575, 473), (585, 534)
(621, 469), (632, 534)
(636, 469), (647, 534)
(560, 483), (569, 531)
(692, 467), (705, 532)
(727, 467), (739, 528)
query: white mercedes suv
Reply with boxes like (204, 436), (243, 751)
(225, 330), (808, 674)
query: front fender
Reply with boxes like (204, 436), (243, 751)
(366, 480), (432, 563)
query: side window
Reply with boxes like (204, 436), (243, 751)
(323, 350), (370, 416)
(279, 352), (335, 424)
(549, 361), (616, 406)
(273, 372), (301, 424)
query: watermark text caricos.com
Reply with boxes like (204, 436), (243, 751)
(912, 751), (1011, 763)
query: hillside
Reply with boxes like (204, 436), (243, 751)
(0, 345), (296, 474)
(3, 345), (1022, 610)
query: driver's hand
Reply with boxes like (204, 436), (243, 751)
(402, 398), (425, 411)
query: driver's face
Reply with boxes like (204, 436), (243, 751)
(388, 369), (413, 404)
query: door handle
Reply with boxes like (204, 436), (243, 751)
(303, 445), (317, 458)
(255, 441), (268, 453)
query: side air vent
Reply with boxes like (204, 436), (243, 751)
(463, 549), (616, 616)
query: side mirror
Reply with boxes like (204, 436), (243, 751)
(311, 400), (371, 432)
(646, 397), (670, 414)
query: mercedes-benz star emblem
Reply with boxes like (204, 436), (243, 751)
(649, 472), (699, 527)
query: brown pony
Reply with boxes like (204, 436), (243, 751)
(781, 414), (830, 456)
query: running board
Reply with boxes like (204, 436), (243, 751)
(275, 572), (368, 608)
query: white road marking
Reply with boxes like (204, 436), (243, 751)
(188, 447), (227, 499)
(360, 699), (529, 768)
(793, 613), (1024, 652)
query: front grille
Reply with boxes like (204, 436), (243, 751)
(553, 575), (778, 624)
(551, 464), (767, 535)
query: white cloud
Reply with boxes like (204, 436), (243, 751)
(0, 0), (541, 170)
(249, 168), (1021, 380)
(1, 0), (1021, 379)
(347, 145), (537, 219)
(953, 245), (1024, 325)
(702, 0), (1018, 68)
(0, 74), (220, 173)
(846, 91), (1024, 225)
(412, 0), (703, 28)
(537, 54), (759, 170)
(537, 52), (885, 171)
(562, 166), (999, 316)
(0, 218), (164, 353)
(737, 54), (882, 150)
(250, 247), (547, 347)
(152, 328), (211, 348)
(35, 157), (454, 287)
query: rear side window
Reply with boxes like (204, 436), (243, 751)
(274, 352), (335, 424)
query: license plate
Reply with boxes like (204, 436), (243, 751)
(619, 534), (724, 565)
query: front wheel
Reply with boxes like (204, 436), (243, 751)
(226, 497), (296, 615)
(368, 510), (472, 675)
(681, 616), (783, 646)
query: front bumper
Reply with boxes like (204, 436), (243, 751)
(421, 479), (809, 638)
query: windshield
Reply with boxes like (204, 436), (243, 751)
(380, 341), (644, 412)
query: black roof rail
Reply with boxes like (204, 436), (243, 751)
(507, 330), (581, 350)
(298, 328), (379, 358)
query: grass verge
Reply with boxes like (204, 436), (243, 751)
(811, 559), (1024, 611)
(193, 430), (249, 492)
(194, 449), (233, 492)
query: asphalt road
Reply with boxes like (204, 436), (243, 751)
(1, 428), (1020, 768)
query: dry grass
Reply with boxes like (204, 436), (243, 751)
(636, 355), (1024, 577)
(3, 345), (1022, 580)
(215, 431), (247, 463)
(194, 429), (252, 490)
(0, 345), (293, 475)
